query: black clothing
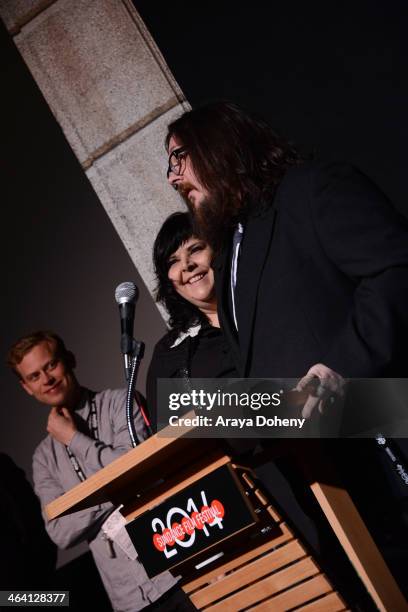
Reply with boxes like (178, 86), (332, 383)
(0, 453), (57, 589)
(215, 161), (408, 380)
(213, 160), (408, 599)
(190, 324), (238, 378)
(147, 583), (197, 611)
(147, 324), (238, 431)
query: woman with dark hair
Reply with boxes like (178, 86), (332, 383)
(146, 211), (238, 430)
(145, 214), (373, 605)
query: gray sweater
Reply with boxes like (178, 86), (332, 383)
(33, 388), (177, 611)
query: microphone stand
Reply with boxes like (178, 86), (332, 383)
(124, 338), (145, 448)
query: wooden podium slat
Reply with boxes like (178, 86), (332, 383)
(203, 556), (319, 611)
(295, 591), (347, 611)
(189, 539), (306, 607)
(248, 574), (333, 612)
(183, 523), (294, 594)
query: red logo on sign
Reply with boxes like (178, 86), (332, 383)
(152, 499), (225, 551)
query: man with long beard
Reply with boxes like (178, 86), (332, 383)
(164, 101), (408, 594)
(165, 101), (408, 415)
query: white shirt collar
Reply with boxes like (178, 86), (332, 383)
(170, 323), (201, 348)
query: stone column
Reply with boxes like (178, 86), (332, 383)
(1, 0), (187, 298)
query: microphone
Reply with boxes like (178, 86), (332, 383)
(115, 282), (147, 446)
(115, 282), (139, 375)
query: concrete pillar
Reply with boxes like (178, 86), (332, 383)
(1, 0), (187, 298)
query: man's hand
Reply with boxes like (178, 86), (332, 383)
(296, 363), (346, 419)
(47, 406), (77, 446)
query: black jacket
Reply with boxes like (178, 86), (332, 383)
(146, 325), (238, 432)
(215, 162), (408, 380)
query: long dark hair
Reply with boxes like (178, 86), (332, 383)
(153, 212), (209, 339)
(166, 101), (302, 226)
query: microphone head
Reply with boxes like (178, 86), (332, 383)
(115, 282), (139, 305)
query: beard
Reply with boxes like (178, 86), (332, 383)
(179, 183), (241, 253)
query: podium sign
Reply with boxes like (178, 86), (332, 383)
(126, 464), (257, 577)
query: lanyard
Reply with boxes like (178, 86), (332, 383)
(66, 392), (98, 483)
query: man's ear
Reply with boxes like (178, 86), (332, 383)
(19, 379), (34, 396)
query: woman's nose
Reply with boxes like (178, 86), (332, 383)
(182, 256), (196, 272)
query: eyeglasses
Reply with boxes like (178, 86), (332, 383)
(167, 147), (188, 178)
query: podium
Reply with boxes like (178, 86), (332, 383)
(46, 424), (407, 611)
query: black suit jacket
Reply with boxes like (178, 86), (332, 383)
(215, 162), (408, 380)
(214, 163), (408, 564)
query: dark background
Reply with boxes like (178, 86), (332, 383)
(135, 0), (408, 217)
(1, 0), (408, 572)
